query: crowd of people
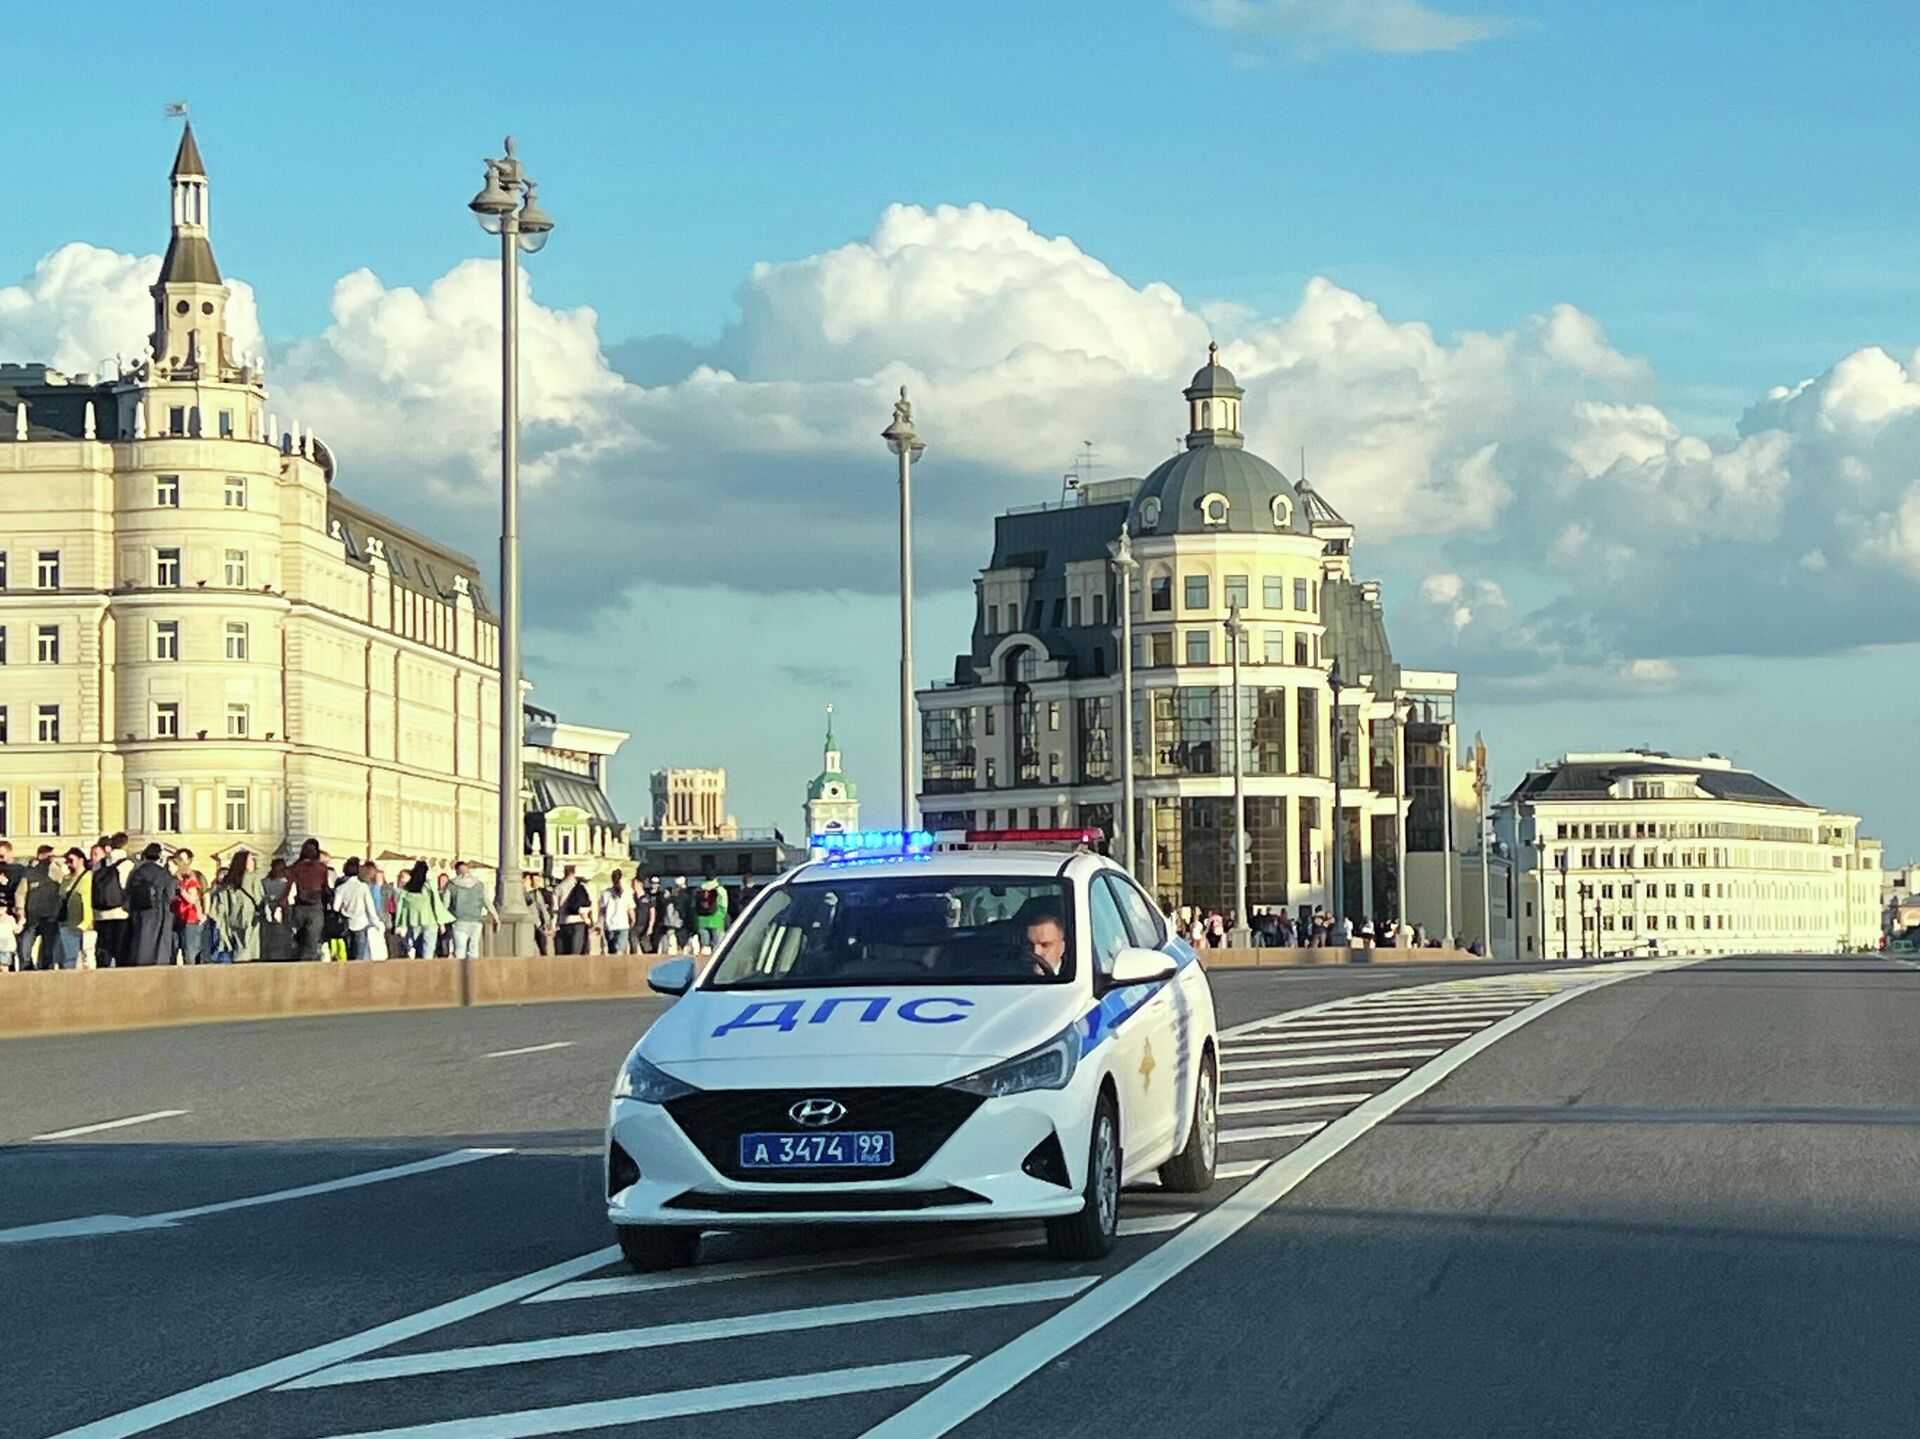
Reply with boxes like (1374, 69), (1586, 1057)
(0, 831), (755, 970)
(1168, 902), (1473, 952)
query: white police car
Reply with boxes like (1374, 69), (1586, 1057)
(606, 840), (1218, 1270)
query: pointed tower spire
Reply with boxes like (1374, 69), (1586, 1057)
(824, 702), (837, 757)
(151, 120), (232, 376)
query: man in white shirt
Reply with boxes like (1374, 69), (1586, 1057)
(598, 871), (638, 954)
(331, 859), (382, 960)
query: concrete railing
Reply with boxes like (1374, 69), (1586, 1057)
(1198, 946), (1484, 968)
(0, 954), (662, 1040)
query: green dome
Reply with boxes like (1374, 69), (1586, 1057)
(1131, 445), (1314, 539)
(807, 770), (857, 801)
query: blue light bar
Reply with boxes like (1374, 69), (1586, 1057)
(810, 828), (936, 859)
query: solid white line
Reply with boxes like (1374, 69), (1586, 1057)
(0, 1149), (514, 1247)
(1219, 1121), (1328, 1145)
(1116, 1213), (1195, 1237)
(315, 1356), (970, 1439)
(31, 1110), (188, 1141)
(1220, 1091), (1375, 1115)
(281, 1279), (1091, 1390)
(45, 1245), (622, 1439)
(1223, 1034), (1470, 1057)
(859, 960), (1689, 1439)
(1222, 1068), (1408, 1094)
(1217, 1159), (1268, 1179)
(483, 1041), (574, 1059)
(1225, 1047), (1442, 1072)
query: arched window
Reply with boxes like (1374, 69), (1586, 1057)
(1198, 491), (1230, 526)
(1271, 494), (1294, 528)
(1200, 400), (1212, 428)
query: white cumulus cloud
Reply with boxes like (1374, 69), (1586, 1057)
(1185, 0), (1512, 55)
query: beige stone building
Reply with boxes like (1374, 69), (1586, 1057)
(1497, 751), (1883, 957)
(523, 701), (630, 885)
(645, 767), (736, 841)
(0, 125), (502, 866)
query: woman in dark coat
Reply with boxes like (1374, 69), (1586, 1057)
(124, 843), (179, 967)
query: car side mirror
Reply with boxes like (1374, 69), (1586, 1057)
(1105, 947), (1176, 989)
(647, 957), (695, 997)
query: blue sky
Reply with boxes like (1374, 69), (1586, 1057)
(6, 0), (1918, 861)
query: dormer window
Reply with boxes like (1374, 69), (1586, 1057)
(1199, 491), (1230, 526)
(1140, 497), (1162, 528)
(1271, 494), (1294, 528)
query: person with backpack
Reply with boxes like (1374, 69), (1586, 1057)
(693, 872), (729, 955)
(552, 865), (593, 954)
(209, 849), (266, 962)
(91, 833), (134, 968)
(123, 844), (178, 967)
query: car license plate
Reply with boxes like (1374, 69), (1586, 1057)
(738, 1130), (895, 1168)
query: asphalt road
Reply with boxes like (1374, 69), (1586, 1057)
(8, 955), (1916, 1438)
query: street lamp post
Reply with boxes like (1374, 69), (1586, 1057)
(1109, 529), (1138, 876)
(468, 138), (553, 957)
(1328, 661), (1346, 926)
(1224, 602), (1250, 947)
(882, 388), (925, 830)
(1394, 698), (1411, 935)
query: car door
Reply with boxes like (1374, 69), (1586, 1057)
(1091, 873), (1181, 1168)
(1103, 873), (1193, 1162)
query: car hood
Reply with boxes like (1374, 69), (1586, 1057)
(638, 983), (1088, 1087)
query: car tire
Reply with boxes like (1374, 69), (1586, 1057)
(616, 1224), (699, 1272)
(1045, 1093), (1121, 1261)
(1157, 1047), (1217, 1193)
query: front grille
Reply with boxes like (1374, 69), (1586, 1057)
(665, 1086), (985, 1183)
(664, 1186), (987, 1213)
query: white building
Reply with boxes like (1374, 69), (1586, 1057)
(1496, 751), (1883, 957)
(0, 125), (502, 866)
(916, 348), (1470, 929)
(803, 704), (860, 838)
(522, 702), (630, 884)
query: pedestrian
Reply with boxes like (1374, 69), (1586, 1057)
(1330, 911), (1353, 947)
(434, 872), (456, 956)
(123, 843), (179, 967)
(172, 850), (207, 965)
(552, 865), (593, 954)
(1205, 911), (1226, 948)
(1277, 910), (1297, 948)
(91, 832), (134, 968)
(446, 860), (497, 959)
(693, 871), (728, 955)
(288, 839), (330, 960)
(0, 891), (17, 972)
(208, 849), (266, 962)
(394, 862), (448, 958)
(359, 864), (393, 960)
(599, 870), (637, 955)
(651, 878), (683, 955)
(524, 872), (555, 955)
(635, 876), (660, 952)
(331, 857), (381, 960)
(57, 848), (93, 969)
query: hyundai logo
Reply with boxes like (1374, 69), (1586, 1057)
(788, 1097), (847, 1128)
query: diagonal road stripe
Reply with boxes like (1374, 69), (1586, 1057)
(1225, 1047), (1442, 1072)
(1221, 1068), (1409, 1094)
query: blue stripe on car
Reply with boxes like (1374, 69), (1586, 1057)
(1078, 941), (1195, 1056)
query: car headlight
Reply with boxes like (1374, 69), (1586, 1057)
(946, 1021), (1084, 1098)
(613, 1048), (697, 1103)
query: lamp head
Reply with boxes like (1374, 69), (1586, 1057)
(469, 160), (515, 233)
(516, 181), (554, 252)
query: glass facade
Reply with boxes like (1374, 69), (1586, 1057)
(1152, 688), (1219, 776)
(921, 707), (976, 794)
(1077, 696), (1113, 782)
(1296, 687), (1320, 776)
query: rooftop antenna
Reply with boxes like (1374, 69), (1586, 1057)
(164, 100), (189, 118)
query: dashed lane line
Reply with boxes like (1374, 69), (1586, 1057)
(1220, 1092), (1376, 1116)
(1219, 1121), (1328, 1145)
(483, 1042), (575, 1059)
(1225, 1047), (1443, 1071)
(313, 1357), (971, 1439)
(1224, 1025), (1480, 1047)
(1223, 1034), (1472, 1057)
(29, 1109), (188, 1141)
(1221, 1068), (1410, 1094)
(279, 1279), (1094, 1391)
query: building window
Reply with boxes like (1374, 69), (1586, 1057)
(35, 624), (59, 663)
(223, 549), (248, 587)
(154, 702), (180, 739)
(920, 707), (977, 794)
(1264, 630), (1285, 664)
(223, 787), (249, 832)
(1294, 633), (1309, 666)
(1184, 575), (1210, 610)
(156, 787), (181, 833)
(984, 706), (996, 736)
(1149, 575), (1172, 612)
(218, 410), (235, 438)
(1263, 575), (1284, 609)
(36, 704), (60, 742)
(36, 790), (61, 835)
(154, 620), (180, 661)
(0, 705), (7, 743)
(224, 475), (247, 508)
(226, 703), (250, 739)
(1048, 753), (1062, 783)
(1070, 595), (1082, 627)
(156, 475), (180, 507)
(36, 550), (60, 588)
(1076, 695), (1114, 782)
(1152, 687), (1220, 776)
(0, 792), (7, 832)
(1047, 701), (1061, 732)
(1293, 578), (1309, 610)
(167, 406), (187, 436)
(155, 548), (182, 587)
(0, 626), (6, 663)
(1092, 593), (1105, 625)
(1225, 574), (1249, 611)
(984, 756), (997, 787)
(0, 552), (7, 589)
(224, 621), (249, 660)
(1185, 628), (1211, 665)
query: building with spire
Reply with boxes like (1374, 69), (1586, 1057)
(0, 125), (506, 867)
(916, 346), (1480, 937)
(804, 704), (861, 838)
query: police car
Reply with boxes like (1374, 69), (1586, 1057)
(606, 835), (1218, 1270)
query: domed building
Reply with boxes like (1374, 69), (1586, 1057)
(916, 347), (1480, 940)
(803, 704), (861, 838)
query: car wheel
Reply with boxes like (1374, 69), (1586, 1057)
(1045, 1093), (1121, 1260)
(615, 1224), (699, 1272)
(1157, 1047), (1217, 1193)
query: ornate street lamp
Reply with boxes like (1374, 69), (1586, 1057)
(1108, 528), (1139, 875)
(882, 388), (926, 830)
(1329, 660), (1346, 925)
(1225, 602), (1250, 946)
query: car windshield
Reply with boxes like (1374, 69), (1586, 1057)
(706, 875), (1075, 987)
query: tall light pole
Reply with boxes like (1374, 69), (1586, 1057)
(1224, 602), (1250, 946)
(469, 137), (553, 957)
(882, 388), (925, 830)
(1328, 661), (1346, 925)
(1394, 697), (1411, 934)
(1474, 731), (1491, 956)
(1109, 529), (1138, 875)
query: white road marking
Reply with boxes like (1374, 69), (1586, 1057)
(1225, 1047), (1442, 1072)
(1223, 1034), (1470, 1057)
(1116, 1213), (1195, 1237)
(281, 1279), (1092, 1390)
(859, 960), (1691, 1439)
(1222, 1068), (1409, 1094)
(1226, 1025), (1479, 1048)
(483, 1041), (575, 1059)
(1275, 1007), (1518, 1027)
(30, 1109), (188, 1141)
(0, 1148), (513, 1248)
(1220, 1091), (1376, 1115)
(314, 1356), (969, 1439)
(1217, 1159), (1269, 1179)
(1219, 1121), (1329, 1145)
(47, 1245), (622, 1439)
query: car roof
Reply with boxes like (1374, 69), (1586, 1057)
(786, 848), (1113, 885)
